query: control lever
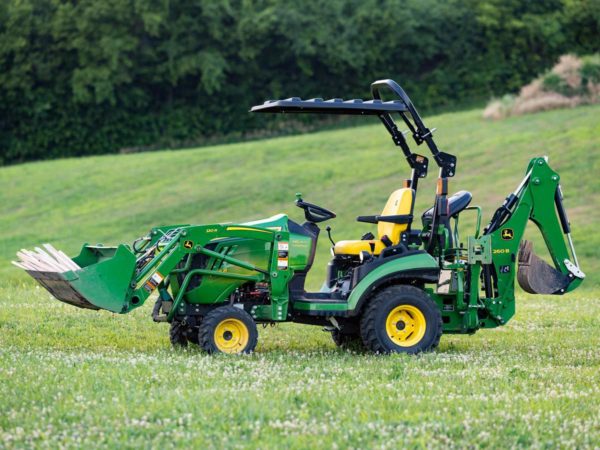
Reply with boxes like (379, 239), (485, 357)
(326, 226), (336, 246)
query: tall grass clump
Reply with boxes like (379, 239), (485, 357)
(484, 54), (600, 119)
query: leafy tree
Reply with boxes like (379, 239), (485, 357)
(0, 0), (597, 165)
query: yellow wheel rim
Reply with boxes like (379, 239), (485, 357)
(214, 318), (249, 354)
(385, 305), (426, 347)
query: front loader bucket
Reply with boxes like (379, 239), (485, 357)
(517, 240), (570, 294)
(20, 244), (137, 313)
(27, 269), (100, 310)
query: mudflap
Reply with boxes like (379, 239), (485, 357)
(517, 240), (570, 294)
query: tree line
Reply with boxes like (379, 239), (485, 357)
(0, 0), (598, 165)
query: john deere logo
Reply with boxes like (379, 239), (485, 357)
(183, 240), (194, 249)
(501, 229), (514, 240)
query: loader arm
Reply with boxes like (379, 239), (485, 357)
(125, 224), (289, 317)
(23, 223), (293, 318)
(483, 157), (584, 310)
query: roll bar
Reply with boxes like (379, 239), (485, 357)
(370, 79), (457, 178)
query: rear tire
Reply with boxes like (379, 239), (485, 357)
(360, 285), (442, 354)
(199, 306), (258, 354)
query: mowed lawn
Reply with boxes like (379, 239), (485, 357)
(1, 105), (599, 448)
(1, 288), (599, 448)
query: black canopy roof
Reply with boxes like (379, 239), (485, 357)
(250, 79), (457, 181)
(250, 97), (408, 115)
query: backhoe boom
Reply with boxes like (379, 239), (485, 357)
(478, 157), (584, 326)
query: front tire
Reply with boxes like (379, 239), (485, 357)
(360, 285), (442, 354)
(331, 329), (364, 350)
(199, 306), (258, 354)
(169, 321), (199, 347)
(169, 320), (188, 348)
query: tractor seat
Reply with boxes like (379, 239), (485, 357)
(334, 188), (414, 256)
(422, 190), (472, 223)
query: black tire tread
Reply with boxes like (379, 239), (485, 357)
(331, 329), (364, 350)
(169, 321), (188, 347)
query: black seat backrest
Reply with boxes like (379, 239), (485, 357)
(422, 190), (472, 226)
(422, 190), (472, 250)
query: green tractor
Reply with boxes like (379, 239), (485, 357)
(16, 80), (585, 354)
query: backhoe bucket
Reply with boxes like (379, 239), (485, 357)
(517, 240), (570, 294)
(23, 244), (137, 313)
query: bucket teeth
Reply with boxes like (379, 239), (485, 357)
(517, 240), (570, 294)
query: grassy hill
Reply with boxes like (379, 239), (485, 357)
(1, 104), (598, 288)
(1, 106), (599, 448)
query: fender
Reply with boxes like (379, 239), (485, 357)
(346, 252), (439, 316)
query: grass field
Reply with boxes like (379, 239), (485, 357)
(1, 105), (599, 448)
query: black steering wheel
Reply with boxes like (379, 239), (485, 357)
(295, 197), (336, 223)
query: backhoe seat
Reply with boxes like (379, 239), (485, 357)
(334, 188), (414, 256)
(421, 190), (472, 223)
(421, 190), (472, 249)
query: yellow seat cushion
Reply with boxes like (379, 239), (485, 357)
(334, 188), (414, 256)
(333, 239), (387, 256)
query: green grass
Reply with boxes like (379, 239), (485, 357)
(1, 105), (598, 289)
(1, 105), (599, 448)
(1, 287), (599, 448)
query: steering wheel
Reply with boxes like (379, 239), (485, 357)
(295, 195), (336, 223)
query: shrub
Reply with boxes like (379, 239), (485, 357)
(482, 95), (515, 120)
(484, 54), (600, 119)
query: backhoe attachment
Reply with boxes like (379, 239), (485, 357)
(485, 157), (585, 297)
